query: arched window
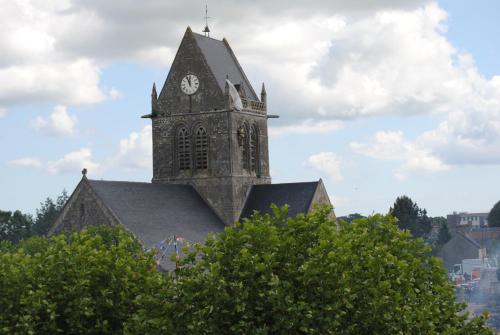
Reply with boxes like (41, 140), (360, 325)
(177, 127), (191, 171)
(195, 126), (208, 170)
(249, 125), (259, 173)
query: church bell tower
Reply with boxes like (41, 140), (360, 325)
(145, 27), (271, 225)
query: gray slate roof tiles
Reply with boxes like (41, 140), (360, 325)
(88, 180), (225, 249)
(193, 33), (259, 101)
(240, 182), (319, 220)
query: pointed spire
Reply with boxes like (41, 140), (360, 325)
(260, 82), (267, 105)
(151, 82), (159, 116)
(151, 82), (158, 99)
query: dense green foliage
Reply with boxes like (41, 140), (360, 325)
(390, 195), (432, 239)
(488, 200), (500, 227)
(131, 206), (492, 334)
(0, 225), (166, 334)
(0, 208), (493, 334)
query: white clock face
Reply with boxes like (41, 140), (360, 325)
(180, 74), (200, 95)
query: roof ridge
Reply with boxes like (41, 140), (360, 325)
(253, 181), (319, 186)
(88, 179), (194, 188)
(192, 31), (220, 41)
(88, 179), (152, 185)
(221, 38), (259, 100)
(457, 231), (482, 248)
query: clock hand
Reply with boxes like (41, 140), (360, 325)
(187, 76), (191, 87)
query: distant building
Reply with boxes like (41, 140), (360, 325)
(440, 210), (500, 271)
(49, 27), (333, 259)
(447, 212), (489, 233)
(439, 232), (483, 270)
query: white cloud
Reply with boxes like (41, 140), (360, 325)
(239, 3), (489, 119)
(32, 105), (77, 136)
(0, 1), (106, 107)
(0, 0), (449, 112)
(305, 152), (343, 182)
(47, 148), (99, 175)
(108, 125), (152, 170)
(0, 59), (105, 106)
(0, 107), (6, 118)
(8, 157), (42, 168)
(350, 131), (449, 179)
(269, 119), (343, 137)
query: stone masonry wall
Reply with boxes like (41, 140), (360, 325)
(51, 180), (117, 235)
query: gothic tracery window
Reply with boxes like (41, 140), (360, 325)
(249, 125), (259, 173)
(195, 126), (208, 170)
(178, 127), (191, 171)
(241, 123), (250, 171)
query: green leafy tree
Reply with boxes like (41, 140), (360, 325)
(488, 200), (500, 227)
(129, 206), (493, 334)
(390, 195), (432, 238)
(0, 225), (167, 334)
(0, 210), (33, 243)
(32, 190), (68, 235)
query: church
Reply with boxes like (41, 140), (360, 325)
(49, 27), (333, 251)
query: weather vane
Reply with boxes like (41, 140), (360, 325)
(203, 1), (211, 37)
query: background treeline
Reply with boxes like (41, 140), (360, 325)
(0, 191), (67, 243)
(338, 195), (451, 254)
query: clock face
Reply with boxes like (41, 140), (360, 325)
(180, 74), (200, 95)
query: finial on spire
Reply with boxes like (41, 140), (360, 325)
(151, 82), (159, 116)
(203, 1), (211, 37)
(82, 168), (87, 176)
(151, 82), (157, 98)
(261, 82), (267, 105)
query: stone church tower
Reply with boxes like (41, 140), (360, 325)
(146, 27), (271, 225)
(49, 26), (332, 256)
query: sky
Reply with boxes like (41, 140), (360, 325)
(1, 0), (499, 217)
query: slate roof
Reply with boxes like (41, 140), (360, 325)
(193, 33), (259, 101)
(88, 180), (225, 249)
(458, 232), (482, 249)
(240, 182), (319, 220)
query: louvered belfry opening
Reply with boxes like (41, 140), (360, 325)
(195, 126), (208, 170)
(250, 125), (259, 173)
(178, 127), (191, 171)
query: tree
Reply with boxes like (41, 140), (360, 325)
(390, 195), (431, 239)
(32, 190), (68, 235)
(436, 217), (451, 246)
(337, 213), (366, 223)
(129, 206), (493, 334)
(488, 200), (500, 227)
(0, 210), (33, 243)
(0, 225), (167, 334)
